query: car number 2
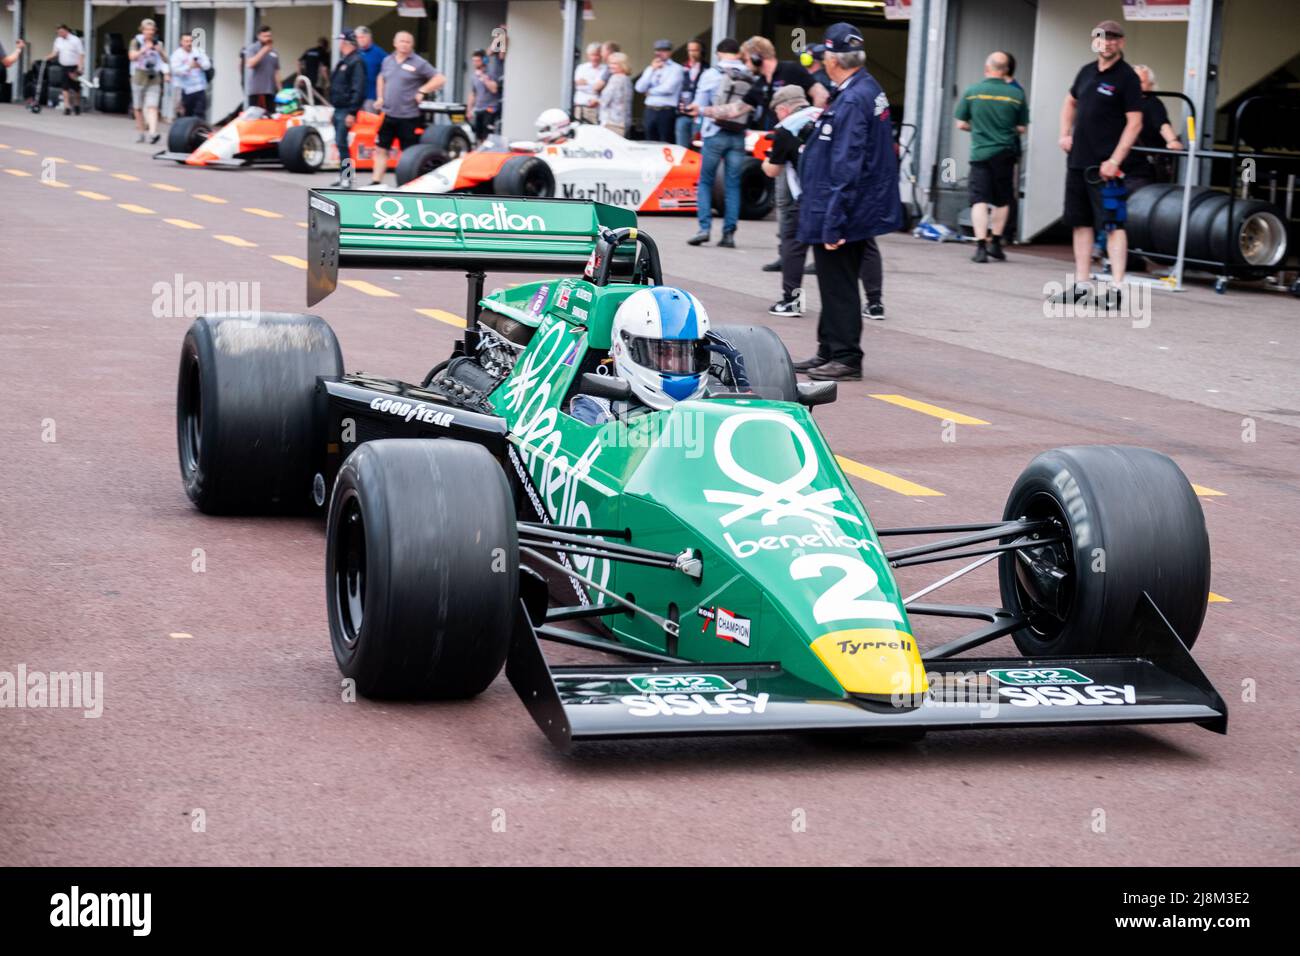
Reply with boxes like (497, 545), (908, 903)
(789, 553), (903, 625)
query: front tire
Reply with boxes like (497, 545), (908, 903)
(327, 439), (519, 699)
(176, 313), (342, 514)
(168, 116), (211, 154)
(395, 142), (446, 186)
(420, 123), (473, 159)
(999, 446), (1210, 656)
(493, 155), (555, 197)
(279, 125), (326, 173)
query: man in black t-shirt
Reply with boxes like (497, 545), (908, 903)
(742, 36), (828, 130)
(1056, 19), (1143, 303)
(1128, 64), (1184, 192)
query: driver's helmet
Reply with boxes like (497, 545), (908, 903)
(274, 89), (303, 116)
(610, 287), (712, 410)
(535, 107), (573, 144)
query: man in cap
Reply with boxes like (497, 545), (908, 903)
(329, 30), (367, 185)
(1056, 19), (1143, 307)
(635, 39), (685, 143)
(794, 23), (901, 382)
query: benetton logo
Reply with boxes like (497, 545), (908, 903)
(372, 197), (546, 232)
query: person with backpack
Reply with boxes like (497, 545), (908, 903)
(684, 38), (754, 249)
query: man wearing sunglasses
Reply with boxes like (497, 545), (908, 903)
(1057, 19), (1143, 307)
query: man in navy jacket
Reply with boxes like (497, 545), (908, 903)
(795, 23), (901, 382)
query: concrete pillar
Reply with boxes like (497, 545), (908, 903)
(164, 1), (179, 121)
(436, 0), (461, 101)
(711, 0), (734, 55)
(83, 0), (94, 103)
(560, 0), (580, 117)
(331, 0), (344, 66)
(243, 0), (255, 108)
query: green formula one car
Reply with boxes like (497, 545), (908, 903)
(175, 189), (1226, 748)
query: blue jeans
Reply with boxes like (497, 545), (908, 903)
(674, 113), (699, 148)
(696, 130), (745, 234)
(333, 110), (353, 171)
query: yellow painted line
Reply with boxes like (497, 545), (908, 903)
(296, 221), (309, 229)
(1192, 484), (1225, 497)
(0, 144), (8, 149)
(3, 168), (32, 177)
(118, 203), (155, 214)
(415, 308), (467, 328)
(870, 393), (990, 426)
(165, 218), (204, 230)
(214, 234), (257, 248)
(243, 206), (283, 219)
(169, 632), (194, 640)
(151, 182), (185, 192)
(45, 156), (67, 163)
(111, 172), (140, 181)
(270, 254), (308, 269)
(77, 190), (110, 201)
(835, 455), (944, 497)
(340, 279), (399, 298)
(192, 193), (228, 204)
(39, 179), (70, 188)
(75, 163), (101, 171)
(15, 148), (36, 156)
(1208, 592), (1231, 604)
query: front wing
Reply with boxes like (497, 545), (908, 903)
(506, 593), (1227, 749)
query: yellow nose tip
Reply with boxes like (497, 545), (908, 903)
(811, 628), (929, 697)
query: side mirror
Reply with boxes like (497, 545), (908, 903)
(580, 372), (632, 402)
(797, 381), (837, 408)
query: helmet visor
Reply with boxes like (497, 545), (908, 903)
(625, 335), (710, 376)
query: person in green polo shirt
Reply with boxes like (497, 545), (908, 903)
(955, 51), (1028, 262)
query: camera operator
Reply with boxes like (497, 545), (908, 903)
(170, 33), (212, 119)
(128, 19), (168, 143)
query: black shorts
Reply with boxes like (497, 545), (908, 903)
(969, 151), (1016, 207)
(377, 115), (420, 151)
(61, 68), (80, 91)
(1063, 166), (1124, 231)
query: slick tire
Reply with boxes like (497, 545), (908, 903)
(176, 313), (343, 515)
(394, 142), (446, 186)
(419, 123), (473, 159)
(279, 124), (326, 173)
(168, 116), (211, 154)
(327, 439), (518, 699)
(999, 446), (1210, 656)
(493, 155), (555, 198)
(712, 157), (775, 221)
(709, 324), (798, 402)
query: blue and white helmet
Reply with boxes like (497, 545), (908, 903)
(610, 287), (711, 410)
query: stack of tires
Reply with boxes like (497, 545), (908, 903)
(1127, 183), (1288, 275)
(94, 33), (130, 114)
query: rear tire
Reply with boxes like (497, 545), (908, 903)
(176, 313), (342, 514)
(419, 123), (473, 159)
(999, 446), (1210, 656)
(493, 155), (555, 197)
(709, 324), (798, 402)
(395, 142), (446, 186)
(279, 125), (325, 173)
(168, 116), (210, 154)
(327, 439), (518, 699)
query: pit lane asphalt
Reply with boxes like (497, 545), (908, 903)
(1, 120), (1297, 866)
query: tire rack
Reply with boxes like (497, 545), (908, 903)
(1127, 92), (1300, 296)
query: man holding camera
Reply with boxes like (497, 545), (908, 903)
(170, 33), (212, 120)
(242, 25), (280, 112)
(129, 19), (167, 143)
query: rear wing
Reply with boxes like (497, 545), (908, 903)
(306, 188), (637, 307)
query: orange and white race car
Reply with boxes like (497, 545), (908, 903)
(395, 111), (774, 219)
(155, 78), (474, 174)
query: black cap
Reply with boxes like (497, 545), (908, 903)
(338, 29), (357, 43)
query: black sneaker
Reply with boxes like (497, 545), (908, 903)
(1048, 283), (1091, 306)
(718, 230), (736, 248)
(149, 133), (161, 144)
(807, 360), (862, 382)
(987, 237), (1006, 261)
(74, 105), (80, 116)
(972, 241), (988, 263)
(864, 302), (885, 321)
(686, 231), (710, 246)
(761, 260), (781, 272)
(63, 107), (71, 116)
(793, 354), (829, 372)
(769, 296), (804, 316)
(1101, 285), (1123, 311)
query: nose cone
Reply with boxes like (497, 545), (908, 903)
(811, 628), (929, 700)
